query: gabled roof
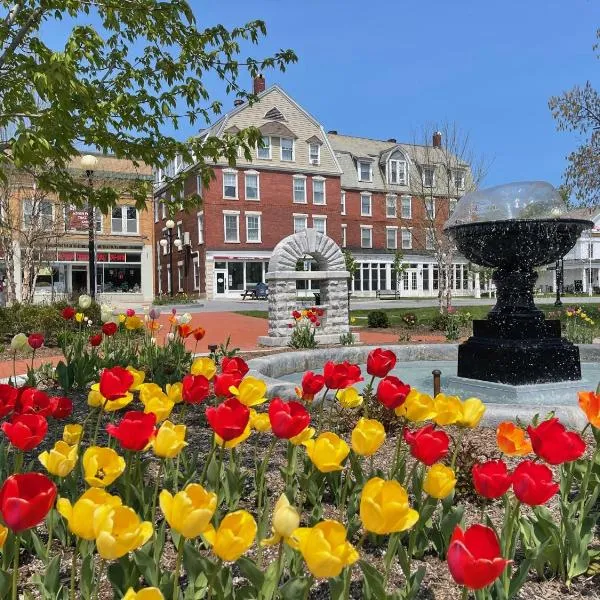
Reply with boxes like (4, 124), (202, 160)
(260, 121), (297, 138)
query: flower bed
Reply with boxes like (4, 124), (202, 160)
(0, 308), (598, 599)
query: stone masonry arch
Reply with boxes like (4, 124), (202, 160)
(258, 229), (353, 346)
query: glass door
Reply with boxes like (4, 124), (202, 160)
(215, 270), (227, 295)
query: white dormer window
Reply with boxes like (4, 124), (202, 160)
(281, 138), (294, 161)
(358, 161), (372, 182)
(388, 159), (407, 185)
(453, 169), (465, 189)
(257, 136), (271, 159)
(422, 166), (435, 187)
(309, 143), (320, 165)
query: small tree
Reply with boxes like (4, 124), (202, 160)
(392, 250), (406, 293)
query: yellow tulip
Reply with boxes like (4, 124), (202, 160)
(261, 494), (300, 547)
(38, 440), (78, 477)
(351, 418), (386, 457)
(57, 488), (122, 540)
(203, 510), (257, 562)
(190, 357), (217, 380)
(215, 424), (251, 449)
(93, 504), (153, 560)
(459, 397), (485, 427)
(123, 588), (164, 600)
(336, 387), (363, 409)
(63, 424), (83, 445)
(395, 389), (436, 422)
(229, 376), (267, 407)
(88, 384), (134, 412)
(166, 382), (183, 404)
(249, 409), (271, 432)
(152, 421), (187, 458)
(290, 426), (315, 446)
(432, 394), (463, 426)
(290, 520), (358, 578)
(119, 313), (127, 323)
(0, 524), (7, 549)
(138, 383), (164, 404)
(75, 312), (84, 323)
(303, 432), (349, 472)
(143, 393), (174, 423)
(126, 366), (145, 390)
(159, 483), (217, 539)
(82, 446), (126, 487)
(423, 464), (457, 499)
(360, 478), (419, 534)
(125, 315), (143, 330)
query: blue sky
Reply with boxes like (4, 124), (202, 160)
(43, 0), (600, 193)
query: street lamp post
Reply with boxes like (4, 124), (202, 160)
(80, 154), (98, 299)
(554, 259), (563, 307)
(159, 219), (176, 297)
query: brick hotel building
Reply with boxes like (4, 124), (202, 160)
(153, 76), (474, 299)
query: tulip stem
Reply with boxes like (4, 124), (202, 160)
(93, 559), (106, 600)
(342, 564), (353, 600)
(173, 536), (185, 600)
(13, 450), (22, 474)
(45, 509), (54, 562)
(383, 532), (400, 589)
(11, 535), (19, 600)
(389, 430), (404, 479)
(460, 587), (469, 600)
(501, 499), (521, 596)
(199, 440), (216, 485)
(214, 444), (225, 505)
(152, 461), (164, 525)
(450, 429), (465, 470)
(269, 541), (285, 600)
(316, 387), (329, 431)
(70, 538), (78, 600)
(91, 402), (107, 447)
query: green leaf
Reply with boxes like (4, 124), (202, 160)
(359, 560), (386, 600)
(279, 576), (312, 600)
(328, 573), (346, 600)
(258, 561), (280, 600)
(237, 556), (264, 590)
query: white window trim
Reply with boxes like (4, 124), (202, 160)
(197, 211), (204, 244)
(309, 143), (321, 165)
(388, 158), (408, 185)
(401, 227), (413, 250)
(453, 169), (465, 189)
(422, 166), (436, 188)
(280, 137), (295, 161)
(293, 175), (307, 204)
(245, 212), (262, 243)
(386, 194), (397, 219)
(341, 191), (346, 215)
(400, 195), (412, 219)
(312, 176), (326, 205)
(223, 210), (240, 243)
(341, 224), (347, 248)
(193, 258), (200, 290)
(161, 201), (167, 219)
(386, 226), (398, 250)
(166, 264), (171, 294)
(257, 136), (272, 160)
(244, 170), (260, 201)
(177, 261), (184, 292)
(358, 160), (373, 182)
(111, 205), (139, 235)
(176, 220), (183, 251)
(222, 168), (238, 200)
(293, 213), (308, 233)
(425, 198), (436, 219)
(312, 215), (327, 235)
(360, 193), (372, 217)
(360, 224), (373, 249)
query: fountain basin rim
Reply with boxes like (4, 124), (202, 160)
(444, 217), (594, 232)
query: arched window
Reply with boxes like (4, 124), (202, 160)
(387, 150), (408, 185)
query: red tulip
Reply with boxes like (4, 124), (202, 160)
(101, 322), (118, 336)
(89, 334), (103, 347)
(106, 411), (157, 451)
(447, 524), (510, 590)
(0, 473), (57, 532)
(404, 424), (449, 466)
(213, 372), (243, 398)
(0, 384), (18, 418)
(296, 371), (325, 402)
(526, 418), (586, 465)
(367, 348), (397, 378)
(99, 366), (134, 400)
(182, 374), (211, 405)
(292, 310), (301, 319)
(27, 333), (44, 350)
(2, 414), (48, 450)
(376, 376), (410, 410)
(126, 308), (136, 317)
(206, 398), (249, 441)
(268, 398), (311, 439)
(221, 357), (249, 377)
(192, 326), (206, 341)
(178, 324), (193, 338)
(51, 397), (73, 420)
(323, 361), (363, 390)
(512, 460), (559, 505)
(472, 460), (512, 499)
(315, 308), (325, 317)
(16, 388), (55, 417)
(62, 306), (75, 320)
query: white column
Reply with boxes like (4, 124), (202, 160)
(552, 269), (557, 293)
(474, 272), (481, 298)
(12, 239), (22, 302)
(582, 268), (587, 293)
(141, 244), (153, 301)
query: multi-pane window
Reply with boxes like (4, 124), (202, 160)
(358, 161), (372, 182)
(401, 196), (412, 219)
(245, 172), (259, 200)
(313, 216), (326, 234)
(280, 138), (294, 161)
(223, 170), (238, 198)
(360, 193), (372, 216)
(426, 229), (436, 250)
(177, 265), (184, 292)
(453, 169), (465, 189)
(197, 212), (204, 244)
(257, 136), (271, 159)
(293, 176), (307, 203)
(309, 143), (320, 165)
(425, 198), (436, 219)
(386, 227), (397, 249)
(313, 178), (325, 204)
(341, 191), (346, 215)
(386, 195), (397, 218)
(401, 228), (412, 250)
(246, 214), (261, 242)
(293, 215), (307, 233)
(422, 166), (435, 187)
(361, 226), (372, 248)
(23, 200), (53, 228)
(224, 213), (239, 242)
(388, 159), (407, 184)
(111, 206), (138, 234)
(193, 260), (200, 290)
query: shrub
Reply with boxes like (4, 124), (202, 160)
(288, 307), (323, 349)
(339, 332), (355, 346)
(153, 292), (199, 306)
(402, 312), (417, 327)
(367, 310), (389, 328)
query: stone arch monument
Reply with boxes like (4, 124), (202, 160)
(257, 229), (356, 346)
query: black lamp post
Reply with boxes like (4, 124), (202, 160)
(80, 154), (98, 299)
(160, 219), (176, 297)
(554, 258), (564, 307)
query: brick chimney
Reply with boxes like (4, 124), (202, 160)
(433, 131), (442, 148)
(253, 74), (266, 95)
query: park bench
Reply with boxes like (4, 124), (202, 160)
(240, 283), (268, 300)
(376, 289), (399, 299)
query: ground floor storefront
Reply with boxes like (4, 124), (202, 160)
(538, 260), (600, 296)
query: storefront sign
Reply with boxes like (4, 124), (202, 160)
(76, 252), (89, 261)
(109, 253), (126, 262)
(66, 207), (89, 231)
(96, 253), (108, 262)
(57, 252), (75, 261)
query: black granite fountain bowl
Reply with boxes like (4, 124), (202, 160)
(446, 218), (593, 269)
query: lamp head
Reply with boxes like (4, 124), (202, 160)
(159, 238), (168, 248)
(80, 154), (98, 169)
(174, 238), (183, 249)
(165, 219), (175, 229)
